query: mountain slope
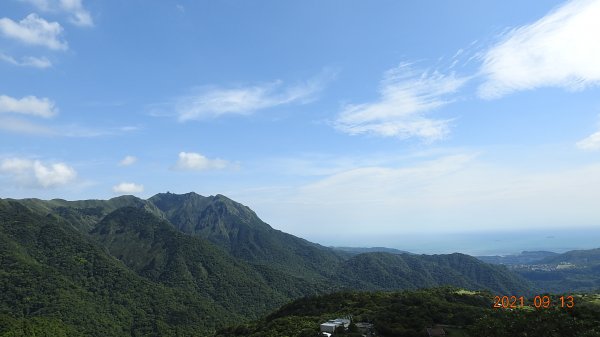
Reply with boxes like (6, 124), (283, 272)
(477, 251), (559, 265)
(337, 252), (533, 294)
(537, 248), (600, 266)
(0, 192), (542, 336)
(511, 248), (600, 293)
(7, 195), (164, 232)
(0, 199), (231, 336)
(149, 192), (344, 279)
(331, 246), (411, 257)
(91, 206), (292, 317)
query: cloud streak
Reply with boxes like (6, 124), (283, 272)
(237, 152), (600, 238)
(577, 131), (600, 151)
(173, 72), (333, 121)
(478, 0), (600, 98)
(334, 0), (600, 140)
(0, 14), (68, 50)
(0, 53), (52, 68)
(334, 63), (468, 141)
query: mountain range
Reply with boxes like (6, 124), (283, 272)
(476, 251), (559, 265)
(0, 192), (586, 336)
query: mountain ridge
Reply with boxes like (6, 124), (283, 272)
(0, 192), (542, 336)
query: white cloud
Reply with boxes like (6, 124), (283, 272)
(174, 72), (332, 121)
(0, 53), (52, 68)
(59, 0), (93, 26)
(112, 182), (144, 194)
(0, 14), (67, 50)
(479, 0), (600, 98)
(20, 0), (93, 27)
(173, 152), (231, 171)
(119, 155), (137, 166)
(334, 63), (468, 141)
(236, 153), (600, 240)
(0, 157), (76, 188)
(577, 131), (600, 151)
(0, 95), (57, 118)
(297, 154), (475, 203)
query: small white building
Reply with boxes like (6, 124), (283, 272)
(320, 322), (339, 333)
(320, 318), (351, 333)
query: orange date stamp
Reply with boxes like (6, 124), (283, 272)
(493, 295), (574, 309)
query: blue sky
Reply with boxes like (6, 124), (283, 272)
(2, 0), (600, 253)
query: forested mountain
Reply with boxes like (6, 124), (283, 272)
(0, 200), (230, 336)
(10, 195), (164, 232)
(149, 192), (344, 279)
(330, 246), (411, 257)
(1, 192), (539, 335)
(91, 207), (289, 317)
(477, 251), (559, 265)
(537, 248), (600, 266)
(336, 252), (532, 294)
(509, 248), (600, 293)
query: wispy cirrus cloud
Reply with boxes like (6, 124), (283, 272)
(0, 14), (68, 50)
(334, 63), (469, 141)
(173, 152), (233, 171)
(576, 130), (600, 151)
(170, 71), (334, 121)
(334, 0), (600, 141)
(235, 152), (600, 238)
(0, 157), (77, 188)
(20, 0), (94, 27)
(0, 53), (52, 68)
(478, 0), (600, 98)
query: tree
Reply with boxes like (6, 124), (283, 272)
(297, 328), (317, 337)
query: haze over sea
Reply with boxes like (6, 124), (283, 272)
(311, 227), (600, 256)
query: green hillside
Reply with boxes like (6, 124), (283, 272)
(538, 248), (600, 266)
(0, 200), (230, 336)
(477, 251), (559, 265)
(0, 192), (542, 336)
(215, 288), (600, 337)
(150, 192), (344, 279)
(337, 252), (532, 294)
(6, 196), (164, 232)
(91, 207), (289, 318)
(331, 246), (411, 257)
(512, 248), (600, 293)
